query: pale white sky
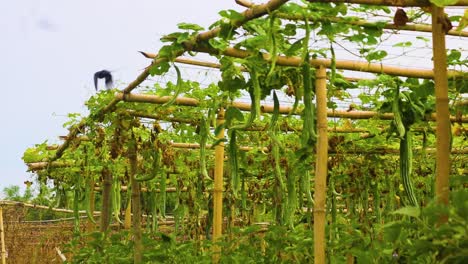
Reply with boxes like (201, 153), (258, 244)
(0, 0), (242, 196)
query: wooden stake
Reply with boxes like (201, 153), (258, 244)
(87, 178), (96, 232)
(129, 135), (142, 264)
(0, 207), (5, 264)
(314, 66), (328, 264)
(100, 167), (112, 232)
(432, 6), (451, 218)
(212, 108), (225, 263)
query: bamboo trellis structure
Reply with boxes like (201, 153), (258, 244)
(0, 207), (6, 264)
(22, 0), (468, 263)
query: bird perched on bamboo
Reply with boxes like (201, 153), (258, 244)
(94, 70), (113, 90)
(394, 8), (409, 27)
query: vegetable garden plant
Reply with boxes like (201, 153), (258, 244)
(22, 0), (467, 263)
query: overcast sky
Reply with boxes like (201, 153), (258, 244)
(0, 0), (243, 197)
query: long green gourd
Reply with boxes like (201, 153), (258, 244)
(400, 130), (418, 207)
(135, 146), (161, 182)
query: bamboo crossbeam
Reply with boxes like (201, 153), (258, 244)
(170, 56), (367, 82)
(27, 161), (72, 171)
(305, 0), (468, 6)
(94, 186), (181, 193)
(215, 47), (466, 79)
(170, 142), (269, 152)
(276, 13), (468, 37)
(143, 48), (466, 79)
(118, 92), (468, 122)
(0, 200), (101, 215)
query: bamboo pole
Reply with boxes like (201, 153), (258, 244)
(212, 108), (225, 263)
(199, 46), (466, 79)
(124, 182), (132, 230)
(432, 6), (451, 216)
(314, 66), (328, 264)
(305, 0), (468, 6)
(0, 200), (101, 215)
(164, 56), (367, 82)
(117, 92), (468, 121)
(0, 207), (6, 264)
(100, 167), (112, 233)
(276, 13), (468, 37)
(128, 135), (142, 263)
(141, 48), (466, 79)
(87, 178), (96, 231)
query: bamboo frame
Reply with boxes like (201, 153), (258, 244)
(152, 55), (367, 82)
(276, 13), (468, 38)
(212, 108), (225, 263)
(25, 145), (467, 172)
(100, 167), (112, 232)
(0, 207), (6, 264)
(314, 66), (328, 264)
(87, 178), (96, 231)
(117, 93), (468, 122)
(306, 0), (468, 6)
(142, 48), (466, 79)
(200, 47), (466, 79)
(21, 1), (467, 261)
(432, 6), (451, 216)
(128, 135), (143, 263)
(0, 200), (101, 215)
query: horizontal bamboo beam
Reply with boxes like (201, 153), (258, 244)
(276, 13), (468, 37)
(216, 47), (466, 79)
(26, 142), (468, 173)
(169, 56), (366, 82)
(142, 48), (466, 79)
(0, 200), (100, 215)
(27, 161), (72, 171)
(25, 145), (468, 172)
(118, 93), (468, 122)
(305, 0), (468, 6)
(94, 186), (181, 193)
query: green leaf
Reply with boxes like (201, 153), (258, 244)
(219, 9), (244, 21)
(391, 206), (421, 218)
(393, 41), (412, 48)
(429, 0), (459, 7)
(225, 107), (244, 128)
(149, 61), (170, 76)
(365, 50), (388, 62)
(177, 23), (204, 31)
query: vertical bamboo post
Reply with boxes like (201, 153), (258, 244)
(431, 6), (451, 213)
(100, 166), (112, 232)
(124, 170), (132, 229)
(314, 66), (328, 264)
(0, 207), (6, 264)
(87, 178), (96, 231)
(129, 135), (142, 264)
(212, 108), (225, 263)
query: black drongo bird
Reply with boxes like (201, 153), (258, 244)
(94, 70), (113, 90)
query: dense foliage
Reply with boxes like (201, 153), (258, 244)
(20, 0), (467, 263)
